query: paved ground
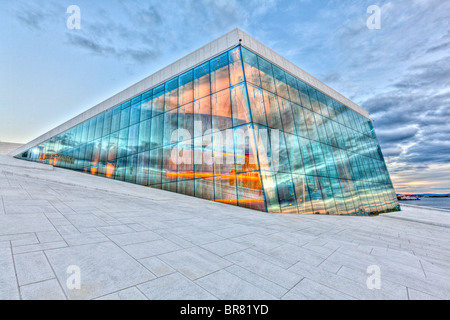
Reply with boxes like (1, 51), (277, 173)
(0, 155), (449, 300)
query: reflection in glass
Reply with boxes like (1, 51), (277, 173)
(20, 45), (399, 216)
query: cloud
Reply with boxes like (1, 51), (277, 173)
(13, 1), (65, 30)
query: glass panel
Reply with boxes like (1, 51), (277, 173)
(127, 124), (139, 156)
(194, 62), (211, 100)
(150, 114), (164, 150)
(194, 134), (213, 180)
(285, 73), (301, 105)
(140, 90), (153, 121)
(231, 84), (251, 127)
(165, 78), (179, 112)
(117, 128), (129, 159)
(297, 80), (312, 110)
(262, 90), (282, 130)
(149, 148), (163, 186)
(210, 53), (230, 93)
(234, 125), (259, 173)
(162, 144), (178, 184)
(177, 139), (194, 181)
(228, 47), (244, 86)
(258, 56), (276, 93)
(278, 97), (296, 135)
(152, 84), (165, 117)
(275, 173), (297, 213)
(88, 118), (96, 142)
(94, 114), (104, 140)
(214, 175), (237, 206)
(237, 172), (265, 211)
(260, 171), (281, 213)
(120, 107), (130, 130)
(247, 84), (267, 126)
(138, 119), (151, 153)
(194, 96), (212, 138)
(272, 65), (290, 100)
(136, 151), (149, 186)
(163, 109), (178, 146)
(130, 100), (141, 126)
(212, 89), (232, 132)
(179, 70), (194, 106)
(178, 103), (194, 141)
(102, 110), (112, 137)
(241, 47), (261, 86)
(111, 106), (121, 133)
(292, 174), (314, 214)
(213, 129), (235, 177)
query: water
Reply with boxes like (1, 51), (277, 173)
(399, 197), (450, 210)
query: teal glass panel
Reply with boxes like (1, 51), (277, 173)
(120, 107), (130, 130)
(272, 65), (290, 100)
(262, 90), (282, 130)
(138, 118), (151, 153)
(152, 84), (165, 116)
(278, 97), (296, 135)
(179, 70), (194, 106)
(127, 123), (139, 156)
(150, 114), (164, 150)
(257, 56), (276, 93)
(111, 106), (121, 133)
(165, 78), (179, 112)
(241, 47), (261, 87)
(130, 100), (141, 126)
(117, 128), (129, 159)
(229, 47), (244, 86)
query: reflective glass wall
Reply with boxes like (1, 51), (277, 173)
(18, 46), (400, 215)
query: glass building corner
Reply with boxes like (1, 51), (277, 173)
(17, 45), (400, 216)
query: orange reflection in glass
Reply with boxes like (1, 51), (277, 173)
(106, 163), (115, 178)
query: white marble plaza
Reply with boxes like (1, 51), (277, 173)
(0, 155), (449, 300)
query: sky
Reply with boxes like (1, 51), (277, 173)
(0, 0), (449, 194)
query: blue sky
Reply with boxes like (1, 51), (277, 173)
(1, 0), (449, 194)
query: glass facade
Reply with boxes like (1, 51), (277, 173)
(17, 46), (400, 215)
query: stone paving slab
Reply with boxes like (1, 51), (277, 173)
(0, 155), (450, 300)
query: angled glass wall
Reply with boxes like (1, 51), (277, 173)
(17, 45), (399, 215)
